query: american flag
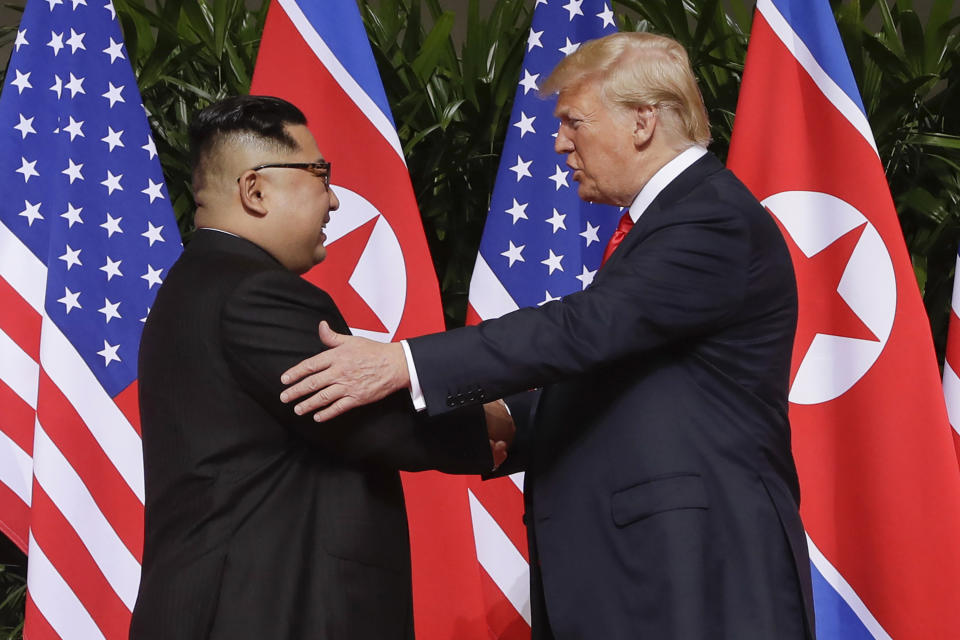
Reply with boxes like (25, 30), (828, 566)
(0, 1), (181, 638)
(463, 1), (619, 636)
(944, 247), (960, 460)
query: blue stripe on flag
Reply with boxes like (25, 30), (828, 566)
(770, 0), (866, 115)
(810, 560), (875, 640)
(293, 0), (395, 128)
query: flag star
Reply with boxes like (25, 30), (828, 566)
(580, 221), (601, 246)
(66, 28), (86, 53)
(563, 0), (584, 20)
(513, 112), (536, 138)
(546, 208), (567, 233)
(141, 265), (164, 289)
(15, 29), (28, 51)
(103, 37), (125, 63)
(65, 73), (85, 98)
(142, 135), (157, 159)
(535, 0), (547, 5)
(510, 155), (533, 181)
(58, 287), (82, 314)
(102, 82), (124, 107)
(63, 115), (84, 140)
(49, 74), (62, 98)
(16, 157), (39, 183)
(101, 213), (123, 236)
(597, 3), (616, 28)
(559, 38), (581, 56)
(142, 179), (165, 203)
(62, 159), (84, 183)
(104, 1), (116, 19)
(142, 222), (165, 245)
(505, 199), (529, 224)
(140, 307), (150, 323)
(518, 69), (540, 95)
(98, 298), (121, 323)
(47, 31), (65, 55)
(71, 0), (88, 8)
(549, 165), (570, 190)
(59, 245), (82, 270)
(101, 170), (123, 193)
(11, 70), (32, 93)
(100, 256), (123, 280)
(501, 241), (526, 267)
(14, 114), (36, 139)
(101, 126), (124, 151)
(60, 202), (83, 227)
(527, 29), (544, 51)
(46, 0), (63, 8)
(538, 290), (561, 306)
(576, 265), (597, 290)
(541, 249), (565, 274)
(19, 200), (43, 226)
(97, 340), (121, 366)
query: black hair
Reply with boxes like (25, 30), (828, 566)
(188, 95), (308, 169)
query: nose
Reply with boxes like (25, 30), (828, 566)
(555, 126), (574, 154)
(328, 187), (340, 211)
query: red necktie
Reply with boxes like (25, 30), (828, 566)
(601, 211), (635, 266)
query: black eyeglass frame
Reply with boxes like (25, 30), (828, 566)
(237, 161), (331, 187)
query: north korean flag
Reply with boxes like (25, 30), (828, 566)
(728, 1), (960, 637)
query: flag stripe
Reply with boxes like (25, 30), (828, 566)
(26, 533), (107, 640)
(0, 422), (33, 506)
(466, 477), (529, 562)
(0, 329), (39, 410)
(0, 275), (42, 360)
(0, 375), (37, 454)
(0, 474), (30, 550)
(478, 565), (534, 640)
(274, 0), (404, 161)
(467, 490), (531, 625)
(467, 255), (520, 321)
(806, 535), (892, 639)
(0, 221), (45, 313)
(943, 361), (960, 436)
(757, 0), (877, 154)
(38, 371), (144, 560)
(39, 315), (144, 502)
(32, 423), (141, 610)
(24, 594), (61, 640)
(31, 483), (132, 639)
(947, 309), (960, 374)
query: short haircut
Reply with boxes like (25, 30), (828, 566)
(189, 95), (308, 174)
(542, 32), (711, 147)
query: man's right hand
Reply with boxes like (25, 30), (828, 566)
(280, 321), (410, 421)
(484, 400), (515, 470)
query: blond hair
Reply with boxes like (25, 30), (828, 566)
(542, 32), (711, 147)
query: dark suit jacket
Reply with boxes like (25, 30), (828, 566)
(409, 154), (815, 640)
(130, 230), (491, 640)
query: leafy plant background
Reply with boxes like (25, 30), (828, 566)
(0, 0), (958, 634)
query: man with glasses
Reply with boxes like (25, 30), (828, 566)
(130, 96), (509, 639)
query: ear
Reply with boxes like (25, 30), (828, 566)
(632, 104), (658, 149)
(237, 170), (269, 217)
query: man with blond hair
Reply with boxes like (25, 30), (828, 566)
(280, 33), (814, 639)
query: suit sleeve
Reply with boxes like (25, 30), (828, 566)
(221, 269), (492, 473)
(410, 196), (751, 415)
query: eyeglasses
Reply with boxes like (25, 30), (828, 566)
(238, 161), (331, 188)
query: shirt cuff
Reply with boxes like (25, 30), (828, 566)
(401, 340), (426, 412)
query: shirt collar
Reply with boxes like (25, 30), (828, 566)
(627, 145), (708, 223)
(198, 226), (240, 238)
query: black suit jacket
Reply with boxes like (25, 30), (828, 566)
(130, 230), (491, 639)
(409, 154), (815, 639)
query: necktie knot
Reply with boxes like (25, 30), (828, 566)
(601, 211), (635, 267)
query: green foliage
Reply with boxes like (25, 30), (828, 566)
(0, 560), (25, 640)
(359, 0), (531, 323)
